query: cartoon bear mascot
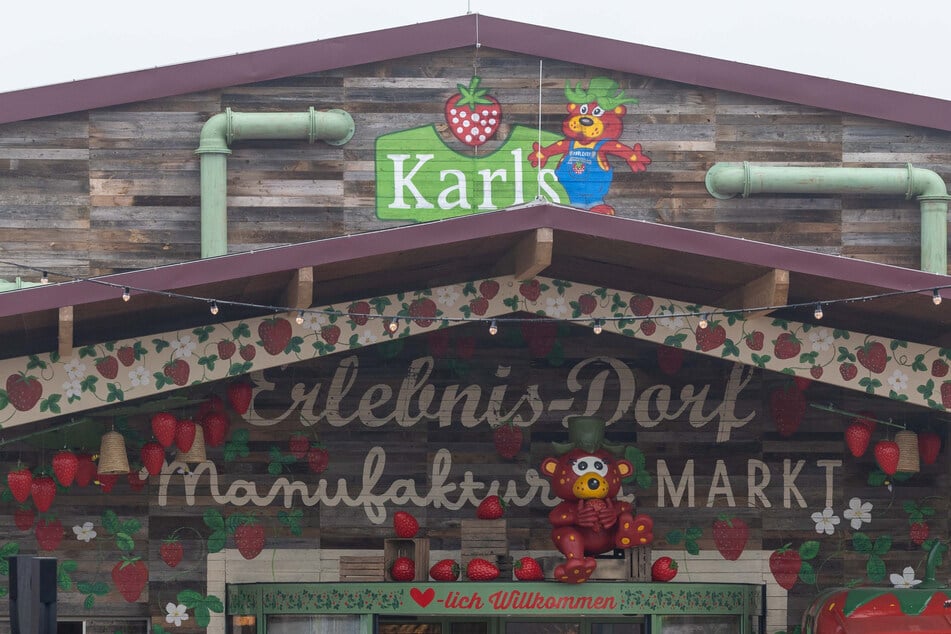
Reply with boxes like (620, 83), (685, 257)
(541, 416), (654, 584)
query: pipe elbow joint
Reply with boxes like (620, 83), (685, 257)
(310, 107), (355, 146)
(196, 110), (233, 155)
(908, 165), (951, 201)
(705, 162), (747, 200)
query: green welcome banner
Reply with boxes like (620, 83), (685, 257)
(375, 125), (569, 220)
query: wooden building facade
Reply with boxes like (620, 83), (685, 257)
(1, 14), (951, 634)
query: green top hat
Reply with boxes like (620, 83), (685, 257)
(552, 416), (625, 456)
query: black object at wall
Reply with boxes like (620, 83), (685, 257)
(9, 556), (57, 634)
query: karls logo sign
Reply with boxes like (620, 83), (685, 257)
(375, 77), (651, 220)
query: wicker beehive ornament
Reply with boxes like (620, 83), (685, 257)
(895, 429), (920, 474)
(97, 431), (130, 475)
(177, 424), (207, 464)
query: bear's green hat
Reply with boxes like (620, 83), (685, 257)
(552, 416), (625, 456)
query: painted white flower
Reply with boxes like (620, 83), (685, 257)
(811, 508), (841, 535)
(359, 330), (379, 346)
(129, 366), (151, 387)
(657, 308), (685, 331)
(62, 379), (82, 399)
(165, 603), (189, 626)
(809, 327), (833, 352)
(170, 335), (196, 359)
(886, 369), (908, 391)
(64, 358), (86, 380)
(545, 295), (568, 318)
(890, 566), (922, 588)
(300, 311), (329, 331)
(72, 522), (96, 542)
(435, 286), (460, 306)
(843, 497), (873, 530)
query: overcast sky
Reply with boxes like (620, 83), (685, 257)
(4, 1), (950, 100)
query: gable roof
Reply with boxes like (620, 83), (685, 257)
(2, 14), (950, 130)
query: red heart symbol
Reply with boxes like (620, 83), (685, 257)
(410, 587), (435, 608)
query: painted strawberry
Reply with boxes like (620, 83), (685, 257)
(7, 466), (33, 503)
(656, 345), (684, 376)
(469, 297), (489, 316)
(197, 395), (225, 418)
(75, 453), (96, 487)
(857, 341), (888, 374)
(455, 336), (475, 360)
(493, 421), (523, 459)
(479, 280), (500, 300)
(769, 546), (801, 590)
(477, 495), (505, 519)
(289, 434), (311, 460)
(519, 280), (541, 302)
(514, 556), (545, 581)
(390, 556), (416, 581)
(321, 325), (341, 345)
(941, 381), (951, 409)
(651, 556), (678, 582)
(228, 381), (253, 415)
(202, 411), (230, 448)
(151, 412), (178, 448)
(239, 344), (256, 361)
(234, 521), (266, 560)
(13, 506), (34, 531)
(773, 333), (801, 360)
(52, 450), (78, 487)
(160, 537), (184, 568)
(444, 76), (501, 147)
(209, 341), (234, 363)
(259, 317), (292, 355)
(629, 294), (654, 316)
(175, 419), (197, 453)
(127, 469), (148, 492)
(427, 330), (451, 358)
(348, 301), (371, 326)
(117, 345), (136, 367)
(874, 440), (900, 475)
(409, 298), (438, 327)
(712, 515), (749, 561)
(35, 518), (63, 551)
(140, 441), (165, 476)
(910, 522), (930, 546)
(769, 385), (806, 437)
(521, 321), (557, 357)
(95, 355), (119, 379)
(111, 557), (148, 602)
(919, 431), (942, 465)
(5, 372), (42, 411)
(393, 511), (420, 538)
(695, 321), (726, 352)
(307, 446), (329, 474)
(932, 358), (949, 377)
(844, 423), (872, 457)
(576, 294), (597, 315)
(810, 366), (824, 379)
(640, 320), (656, 336)
(745, 331), (765, 351)
(466, 557), (500, 581)
(429, 558), (460, 581)
(163, 359), (190, 386)
(839, 362), (858, 381)
(30, 476), (56, 513)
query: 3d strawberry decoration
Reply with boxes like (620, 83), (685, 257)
(393, 511), (420, 538)
(198, 394), (225, 417)
(98, 473), (119, 493)
(74, 453), (96, 487)
(151, 412), (178, 448)
(918, 431), (942, 465)
(445, 76), (501, 147)
(429, 559), (460, 581)
(202, 411), (230, 447)
(52, 449), (78, 487)
(493, 421), (523, 459)
(160, 537), (184, 568)
(7, 466), (33, 503)
(477, 495), (505, 519)
(844, 422), (872, 457)
(390, 556), (416, 581)
(30, 476), (56, 513)
(234, 520), (266, 560)
(140, 441), (166, 476)
(228, 381), (253, 415)
(466, 558), (500, 581)
(112, 557), (148, 602)
(175, 418), (197, 453)
(874, 440), (900, 475)
(650, 556), (678, 582)
(712, 515), (749, 561)
(769, 384), (806, 437)
(514, 556), (545, 581)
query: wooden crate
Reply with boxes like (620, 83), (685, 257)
(383, 538), (430, 582)
(339, 556), (385, 582)
(460, 519), (509, 571)
(539, 546), (651, 581)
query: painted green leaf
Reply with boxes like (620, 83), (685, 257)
(799, 541), (820, 560)
(685, 539), (700, 556)
(178, 588), (204, 607)
(852, 532), (872, 553)
(102, 510), (120, 534)
(203, 509), (224, 531)
(867, 554), (886, 581)
(205, 595), (224, 612)
(685, 526), (703, 540)
(115, 532), (134, 552)
(872, 535), (892, 555)
(84, 595), (95, 609)
(194, 606), (211, 627)
(207, 530), (226, 554)
(798, 561), (816, 584)
(665, 530), (684, 545)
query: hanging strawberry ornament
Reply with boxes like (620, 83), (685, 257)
(30, 475), (56, 513)
(918, 431), (942, 465)
(844, 423), (872, 457)
(151, 412), (178, 448)
(175, 419), (197, 453)
(52, 449), (79, 487)
(874, 440), (900, 475)
(140, 441), (166, 476)
(228, 381), (253, 415)
(7, 465), (33, 503)
(74, 453), (97, 487)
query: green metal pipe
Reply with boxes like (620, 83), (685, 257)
(705, 162), (951, 274)
(196, 107), (355, 258)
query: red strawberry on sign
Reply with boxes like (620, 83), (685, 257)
(289, 434), (310, 460)
(514, 556), (545, 581)
(349, 301), (371, 326)
(695, 321), (727, 352)
(140, 441), (165, 477)
(151, 412), (178, 448)
(651, 556), (678, 582)
(6, 373), (42, 411)
(640, 320), (656, 336)
(429, 558), (460, 581)
(910, 522), (930, 546)
(307, 446), (329, 474)
(163, 359), (190, 386)
(656, 345), (684, 376)
(217, 340), (236, 360)
(259, 317), (292, 355)
(942, 381), (951, 409)
(466, 558), (500, 581)
(874, 440), (900, 475)
(409, 298), (438, 327)
(7, 467), (33, 503)
(393, 511), (420, 538)
(919, 431), (942, 465)
(160, 538), (184, 568)
(769, 385), (806, 437)
(445, 76), (501, 147)
(477, 495), (505, 519)
(240, 344), (256, 361)
(519, 280), (541, 302)
(202, 411), (230, 448)
(30, 476), (56, 513)
(839, 362), (858, 381)
(35, 518), (63, 551)
(479, 280), (500, 300)
(629, 294), (654, 316)
(175, 419), (197, 453)
(228, 381), (253, 415)
(95, 356), (119, 379)
(712, 515), (749, 561)
(857, 340), (889, 374)
(321, 325), (341, 345)
(493, 421), (523, 459)
(390, 556), (416, 581)
(52, 450), (78, 487)
(769, 546), (802, 590)
(745, 331), (765, 351)
(469, 297), (490, 316)
(932, 358), (949, 377)
(234, 521), (266, 560)
(521, 321), (557, 358)
(844, 423), (872, 457)
(14, 506), (34, 531)
(773, 333), (802, 360)
(117, 346), (136, 367)
(111, 557), (148, 602)
(98, 473), (119, 493)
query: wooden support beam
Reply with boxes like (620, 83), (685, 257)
(58, 306), (73, 359)
(283, 267), (314, 310)
(715, 269), (789, 318)
(513, 228), (553, 280)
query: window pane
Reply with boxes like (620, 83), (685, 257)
(504, 622), (580, 634)
(658, 615), (740, 633)
(268, 615), (361, 634)
(379, 622), (443, 634)
(451, 623), (488, 634)
(591, 622), (644, 634)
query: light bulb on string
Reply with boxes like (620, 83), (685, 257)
(209, 301), (219, 316)
(488, 319), (498, 336)
(698, 314), (708, 329)
(387, 317), (399, 333)
(933, 289), (942, 306)
(295, 311), (305, 325)
(814, 303), (824, 320)
(121, 287), (131, 302)
(40, 271), (48, 284)
(592, 319), (603, 335)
